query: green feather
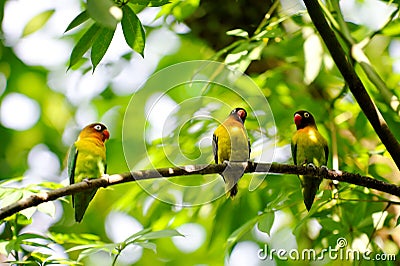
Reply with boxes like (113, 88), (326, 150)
(291, 126), (328, 211)
(213, 113), (250, 197)
(68, 139), (107, 222)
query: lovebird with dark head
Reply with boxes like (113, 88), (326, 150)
(68, 123), (110, 222)
(291, 110), (328, 211)
(213, 108), (250, 197)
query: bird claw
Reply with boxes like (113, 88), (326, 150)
(101, 174), (110, 182)
(307, 163), (317, 170)
(223, 160), (231, 167)
(319, 165), (329, 176)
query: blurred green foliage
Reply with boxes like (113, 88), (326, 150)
(0, 0), (400, 265)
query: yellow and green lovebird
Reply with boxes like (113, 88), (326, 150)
(68, 123), (110, 222)
(213, 108), (250, 197)
(291, 110), (328, 211)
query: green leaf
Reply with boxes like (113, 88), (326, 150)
(382, 19), (400, 37)
(2, 190), (23, 207)
(253, 27), (283, 40)
(68, 23), (102, 70)
(77, 243), (119, 261)
(138, 229), (183, 241)
(91, 26), (116, 70)
(157, 0), (199, 21)
(87, 0), (122, 29)
(133, 241), (157, 252)
(20, 207), (36, 220)
(257, 212), (275, 235)
(17, 233), (52, 242)
(227, 216), (258, 250)
(124, 228), (152, 243)
(65, 244), (99, 253)
(226, 29), (249, 39)
(121, 5), (145, 57)
(65, 11), (90, 33)
(130, 0), (170, 7)
(22, 9), (55, 37)
(37, 201), (56, 217)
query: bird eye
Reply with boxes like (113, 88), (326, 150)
(304, 112), (309, 118)
(94, 124), (102, 131)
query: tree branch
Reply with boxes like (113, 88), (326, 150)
(302, 0), (400, 170)
(0, 162), (399, 220)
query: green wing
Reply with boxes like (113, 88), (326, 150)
(68, 144), (78, 185)
(212, 134), (218, 164)
(67, 144), (78, 206)
(291, 142), (297, 165)
(324, 143), (329, 165)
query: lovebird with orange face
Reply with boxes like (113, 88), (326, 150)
(291, 110), (328, 211)
(68, 123), (110, 222)
(213, 108), (250, 197)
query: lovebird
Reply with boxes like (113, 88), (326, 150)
(68, 123), (110, 222)
(213, 108), (250, 197)
(291, 110), (328, 211)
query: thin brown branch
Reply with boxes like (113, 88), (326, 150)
(302, 0), (400, 170)
(0, 162), (399, 220)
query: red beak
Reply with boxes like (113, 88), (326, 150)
(237, 109), (246, 119)
(103, 130), (110, 141)
(294, 114), (302, 126)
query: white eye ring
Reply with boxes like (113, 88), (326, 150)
(94, 124), (102, 131)
(304, 112), (309, 118)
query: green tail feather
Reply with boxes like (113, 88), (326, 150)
(229, 184), (238, 198)
(300, 175), (322, 211)
(73, 188), (98, 222)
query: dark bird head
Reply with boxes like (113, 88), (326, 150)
(230, 107), (247, 123)
(79, 123), (110, 142)
(294, 110), (316, 130)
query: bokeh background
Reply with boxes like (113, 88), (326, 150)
(0, 0), (399, 265)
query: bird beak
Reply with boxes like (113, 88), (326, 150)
(103, 130), (110, 141)
(294, 114), (302, 126)
(237, 110), (246, 120)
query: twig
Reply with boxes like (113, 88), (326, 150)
(0, 162), (399, 220)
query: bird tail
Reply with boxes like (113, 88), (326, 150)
(73, 188), (98, 222)
(228, 184), (238, 198)
(300, 175), (322, 211)
(222, 162), (247, 198)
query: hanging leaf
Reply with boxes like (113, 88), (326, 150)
(121, 5), (146, 57)
(22, 9), (55, 37)
(91, 26), (116, 70)
(87, 0), (122, 29)
(257, 212), (275, 235)
(65, 11), (90, 33)
(137, 229), (183, 241)
(68, 23), (102, 70)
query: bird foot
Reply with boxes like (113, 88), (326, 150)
(223, 160), (231, 167)
(319, 165), (329, 177)
(306, 163), (317, 170)
(101, 174), (110, 183)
